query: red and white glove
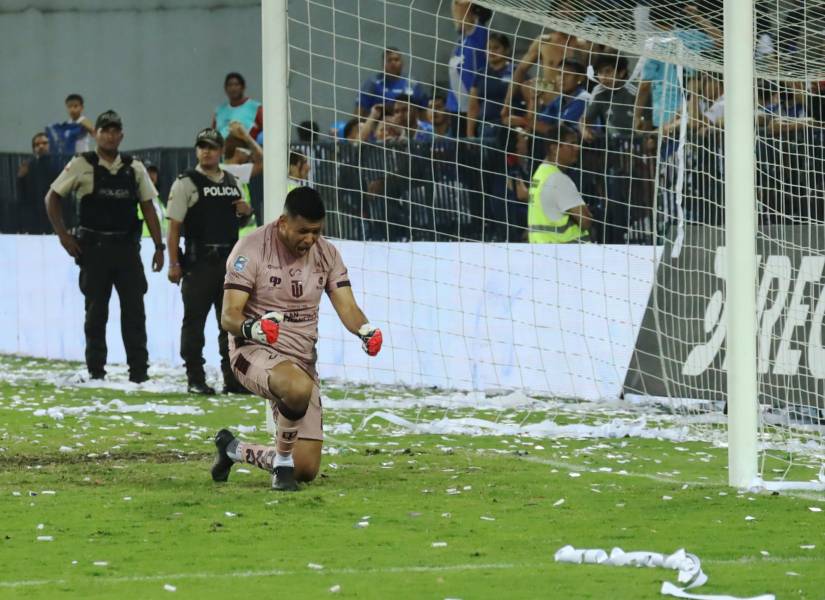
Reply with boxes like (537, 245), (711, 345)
(241, 311), (284, 345)
(358, 324), (382, 356)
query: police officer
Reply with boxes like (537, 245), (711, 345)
(45, 110), (165, 382)
(166, 128), (253, 395)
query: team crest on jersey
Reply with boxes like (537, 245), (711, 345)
(233, 256), (249, 272)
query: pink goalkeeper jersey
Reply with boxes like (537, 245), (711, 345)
(224, 223), (350, 365)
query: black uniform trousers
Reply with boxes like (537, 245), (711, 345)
(180, 254), (234, 385)
(77, 239), (148, 378)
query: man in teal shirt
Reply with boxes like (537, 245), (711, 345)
(212, 72), (263, 141)
(637, 5), (721, 130)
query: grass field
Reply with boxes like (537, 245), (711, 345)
(0, 355), (823, 599)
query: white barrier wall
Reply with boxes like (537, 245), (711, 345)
(0, 235), (659, 399)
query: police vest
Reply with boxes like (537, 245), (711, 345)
(181, 169), (243, 246)
(78, 152), (141, 233)
(527, 163), (588, 244)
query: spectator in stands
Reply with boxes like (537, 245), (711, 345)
(297, 120), (321, 144)
(15, 132), (60, 234)
(467, 32), (513, 140)
(356, 48), (429, 118)
(527, 125), (592, 243)
(385, 94), (432, 142)
(342, 118), (362, 142)
(213, 72), (263, 142)
(582, 53), (638, 242)
(502, 30), (587, 127)
(223, 121), (263, 235)
(504, 127), (532, 241)
(532, 61), (591, 137)
(64, 94), (95, 153)
(582, 54), (638, 144)
(447, 1), (492, 136)
(427, 91), (456, 139)
(636, 5), (722, 133)
(357, 104), (386, 143)
(760, 81), (811, 135)
(44, 94), (93, 156)
(224, 121), (263, 180)
(288, 152), (310, 189)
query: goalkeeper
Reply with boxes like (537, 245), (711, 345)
(211, 186), (383, 491)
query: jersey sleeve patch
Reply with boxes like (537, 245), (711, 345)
(233, 255), (249, 272)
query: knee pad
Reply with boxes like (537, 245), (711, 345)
(275, 397), (308, 421)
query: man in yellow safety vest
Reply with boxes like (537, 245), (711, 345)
(527, 125), (592, 243)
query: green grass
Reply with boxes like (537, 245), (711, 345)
(0, 355), (823, 599)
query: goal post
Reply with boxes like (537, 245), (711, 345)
(262, 0), (289, 222)
(723, 0), (758, 489)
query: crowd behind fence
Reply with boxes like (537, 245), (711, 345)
(2, 127), (824, 243)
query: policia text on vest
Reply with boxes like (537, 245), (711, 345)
(44, 110), (165, 383)
(167, 127), (253, 395)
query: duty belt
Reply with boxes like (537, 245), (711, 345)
(76, 226), (139, 244)
(185, 242), (234, 263)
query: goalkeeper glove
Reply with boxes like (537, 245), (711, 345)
(358, 324), (383, 356)
(241, 311), (284, 345)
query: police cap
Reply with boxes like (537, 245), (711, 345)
(95, 110), (123, 130)
(195, 128), (224, 149)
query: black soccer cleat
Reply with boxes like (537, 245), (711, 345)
(271, 465), (299, 492)
(129, 372), (149, 384)
(211, 429), (236, 482)
(189, 381), (217, 395)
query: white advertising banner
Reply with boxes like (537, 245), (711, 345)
(0, 235), (658, 398)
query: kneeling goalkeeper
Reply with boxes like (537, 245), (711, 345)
(212, 186), (382, 491)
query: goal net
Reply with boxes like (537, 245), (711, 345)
(284, 0), (825, 487)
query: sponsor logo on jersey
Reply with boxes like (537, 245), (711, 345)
(233, 255), (248, 272)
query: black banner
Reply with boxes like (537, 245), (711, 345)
(624, 225), (825, 412)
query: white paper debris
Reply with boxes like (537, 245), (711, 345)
(36, 536), (53, 541)
(800, 545), (815, 550)
(355, 521), (369, 528)
(555, 545), (774, 600)
(329, 584), (341, 593)
(236, 468), (251, 474)
(308, 563), (324, 570)
(224, 512), (236, 518)
(432, 542), (448, 548)
(553, 499), (566, 507)
(93, 561), (108, 567)
(164, 584), (177, 592)
(809, 506), (822, 512)
(745, 516), (755, 521)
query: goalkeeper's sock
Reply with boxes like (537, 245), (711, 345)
(235, 442), (278, 472)
(225, 438), (240, 461)
(275, 415), (299, 468)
